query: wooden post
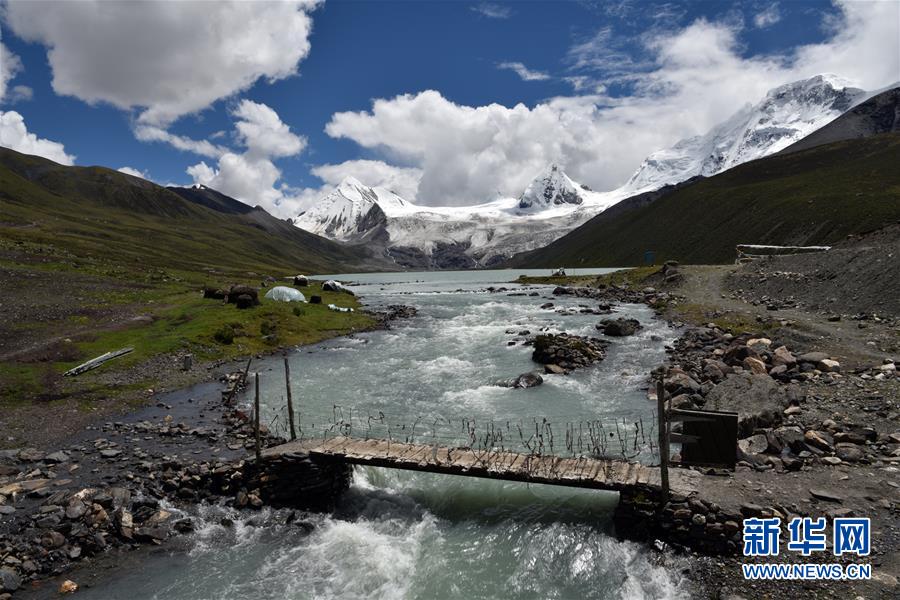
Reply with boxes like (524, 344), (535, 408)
(224, 357), (252, 405)
(656, 379), (670, 499)
(254, 372), (262, 463)
(284, 357), (296, 441)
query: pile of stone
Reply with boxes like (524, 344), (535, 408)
(616, 489), (743, 555)
(369, 304), (418, 330)
(659, 326), (899, 472)
(550, 282), (678, 313)
(530, 333), (609, 374)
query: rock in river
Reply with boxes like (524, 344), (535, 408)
(530, 334), (608, 373)
(596, 318), (642, 337)
(499, 372), (544, 389)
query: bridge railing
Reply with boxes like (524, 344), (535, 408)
(258, 401), (662, 464)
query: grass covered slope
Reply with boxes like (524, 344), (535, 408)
(0, 147), (383, 276)
(510, 133), (900, 267)
(0, 147), (383, 433)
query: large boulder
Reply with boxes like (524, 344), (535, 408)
(225, 285), (259, 307)
(596, 318), (642, 337)
(500, 372), (544, 389)
(704, 373), (789, 437)
(664, 368), (701, 395)
(234, 294), (255, 310)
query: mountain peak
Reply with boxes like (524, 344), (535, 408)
(625, 74), (868, 191)
(338, 175), (365, 189)
(518, 164), (583, 210)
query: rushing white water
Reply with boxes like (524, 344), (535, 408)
(78, 269), (689, 600)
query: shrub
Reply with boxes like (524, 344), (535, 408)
(260, 321), (277, 336)
(292, 306), (305, 317)
(214, 324), (235, 345)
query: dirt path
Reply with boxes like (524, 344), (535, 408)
(673, 264), (897, 369)
(659, 265), (900, 598)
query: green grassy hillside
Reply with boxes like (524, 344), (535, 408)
(0, 148), (385, 423)
(0, 147), (384, 276)
(509, 133), (900, 267)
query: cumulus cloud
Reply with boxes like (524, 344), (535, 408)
(0, 110), (74, 164)
(1, 42), (23, 102)
(185, 100), (307, 217)
(325, 0), (900, 205)
(188, 153), (285, 208)
(754, 4), (781, 29)
(471, 3), (512, 19)
(497, 62), (550, 82)
(232, 100), (307, 159)
(3, 0), (319, 126)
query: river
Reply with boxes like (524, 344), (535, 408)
(77, 269), (688, 600)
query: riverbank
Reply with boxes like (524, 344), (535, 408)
(2, 269), (683, 599)
(0, 292), (413, 597)
(525, 261), (899, 598)
(5, 262), (897, 598)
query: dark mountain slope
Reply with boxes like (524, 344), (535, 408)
(0, 147), (387, 275)
(780, 86), (900, 154)
(168, 184), (254, 215)
(508, 133), (900, 267)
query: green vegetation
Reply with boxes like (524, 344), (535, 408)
(673, 303), (777, 335)
(0, 147), (378, 412)
(510, 133), (900, 267)
(0, 147), (380, 277)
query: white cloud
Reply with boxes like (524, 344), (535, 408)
(312, 160), (422, 199)
(754, 4), (781, 29)
(471, 3), (512, 19)
(326, 90), (621, 206)
(3, 0), (319, 126)
(185, 100), (307, 217)
(497, 62), (550, 82)
(117, 166), (147, 179)
(0, 110), (74, 164)
(232, 99), (306, 159)
(566, 27), (654, 83)
(1, 42), (23, 102)
(133, 125), (226, 158)
(325, 0), (900, 205)
(6, 84), (32, 103)
(188, 153), (284, 208)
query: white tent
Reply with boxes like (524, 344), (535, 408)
(264, 286), (306, 303)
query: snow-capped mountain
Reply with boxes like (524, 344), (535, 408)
(293, 176), (414, 241)
(294, 74), (870, 268)
(625, 74), (866, 190)
(294, 168), (625, 268)
(518, 164), (584, 210)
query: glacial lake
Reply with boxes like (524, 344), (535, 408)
(78, 268), (688, 599)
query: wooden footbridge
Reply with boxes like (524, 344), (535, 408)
(262, 436), (701, 497)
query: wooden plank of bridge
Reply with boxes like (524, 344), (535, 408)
(273, 437), (698, 495)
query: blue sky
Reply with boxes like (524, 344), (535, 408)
(1, 1), (898, 214)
